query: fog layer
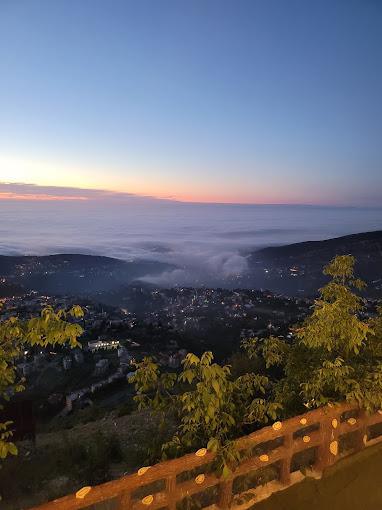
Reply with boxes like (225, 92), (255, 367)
(1, 199), (381, 286)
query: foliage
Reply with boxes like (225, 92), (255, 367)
(274, 255), (382, 413)
(0, 428), (124, 509)
(241, 335), (290, 369)
(130, 351), (280, 475)
(298, 255), (368, 355)
(131, 254), (382, 476)
(0, 303), (84, 461)
(228, 351), (263, 379)
(129, 356), (177, 412)
(61, 429), (123, 483)
(2, 252), (382, 495)
(128, 358), (178, 462)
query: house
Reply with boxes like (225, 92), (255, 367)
(94, 358), (109, 376)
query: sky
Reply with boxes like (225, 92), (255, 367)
(0, 0), (381, 205)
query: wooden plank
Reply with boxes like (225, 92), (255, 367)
(174, 473), (220, 500)
(366, 412), (382, 427)
(131, 491), (168, 510)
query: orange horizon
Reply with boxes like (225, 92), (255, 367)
(0, 192), (341, 206)
(0, 182), (359, 206)
(0, 192), (89, 201)
(0, 183), (280, 205)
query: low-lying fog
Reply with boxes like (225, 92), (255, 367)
(1, 198), (381, 286)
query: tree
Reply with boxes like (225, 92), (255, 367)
(129, 254), (382, 475)
(130, 351), (280, 475)
(273, 255), (382, 413)
(0, 303), (84, 460)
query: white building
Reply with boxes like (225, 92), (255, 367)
(88, 339), (120, 352)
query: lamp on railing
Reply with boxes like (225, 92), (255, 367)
(25, 402), (382, 510)
(75, 487), (91, 499)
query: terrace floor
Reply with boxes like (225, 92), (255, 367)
(253, 441), (382, 510)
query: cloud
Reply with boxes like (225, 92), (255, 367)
(216, 228), (300, 239)
(139, 244), (251, 286)
(0, 182), (170, 202)
(1, 186), (381, 288)
(140, 253), (250, 287)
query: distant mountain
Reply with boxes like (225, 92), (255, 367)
(1, 231), (381, 299)
(248, 230), (382, 297)
(0, 254), (174, 296)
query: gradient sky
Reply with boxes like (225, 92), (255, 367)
(0, 0), (381, 205)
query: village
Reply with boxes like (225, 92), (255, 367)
(2, 285), (378, 427)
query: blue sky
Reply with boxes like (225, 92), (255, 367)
(0, 0), (381, 205)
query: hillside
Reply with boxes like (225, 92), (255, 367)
(248, 230), (382, 297)
(0, 254), (173, 296)
(0, 408), (173, 510)
(1, 231), (381, 298)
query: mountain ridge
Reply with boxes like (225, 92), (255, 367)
(255, 230), (382, 258)
(249, 230), (382, 296)
(0, 253), (173, 295)
(1, 230), (381, 297)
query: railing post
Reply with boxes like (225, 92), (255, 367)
(356, 409), (368, 451)
(280, 432), (292, 485)
(166, 474), (177, 510)
(218, 479), (233, 510)
(117, 491), (131, 510)
(316, 411), (339, 472)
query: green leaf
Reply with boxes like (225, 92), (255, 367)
(222, 464), (231, 478)
(212, 380), (220, 395)
(7, 442), (17, 456)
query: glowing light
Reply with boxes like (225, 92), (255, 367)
(0, 192), (88, 201)
(76, 487), (91, 499)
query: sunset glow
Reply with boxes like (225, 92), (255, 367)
(1, 4), (382, 510)
(0, 192), (89, 201)
(0, 2), (381, 206)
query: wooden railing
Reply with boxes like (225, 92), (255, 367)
(29, 403), (382, 510)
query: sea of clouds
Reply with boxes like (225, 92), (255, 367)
(1, 182), (381, 286)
